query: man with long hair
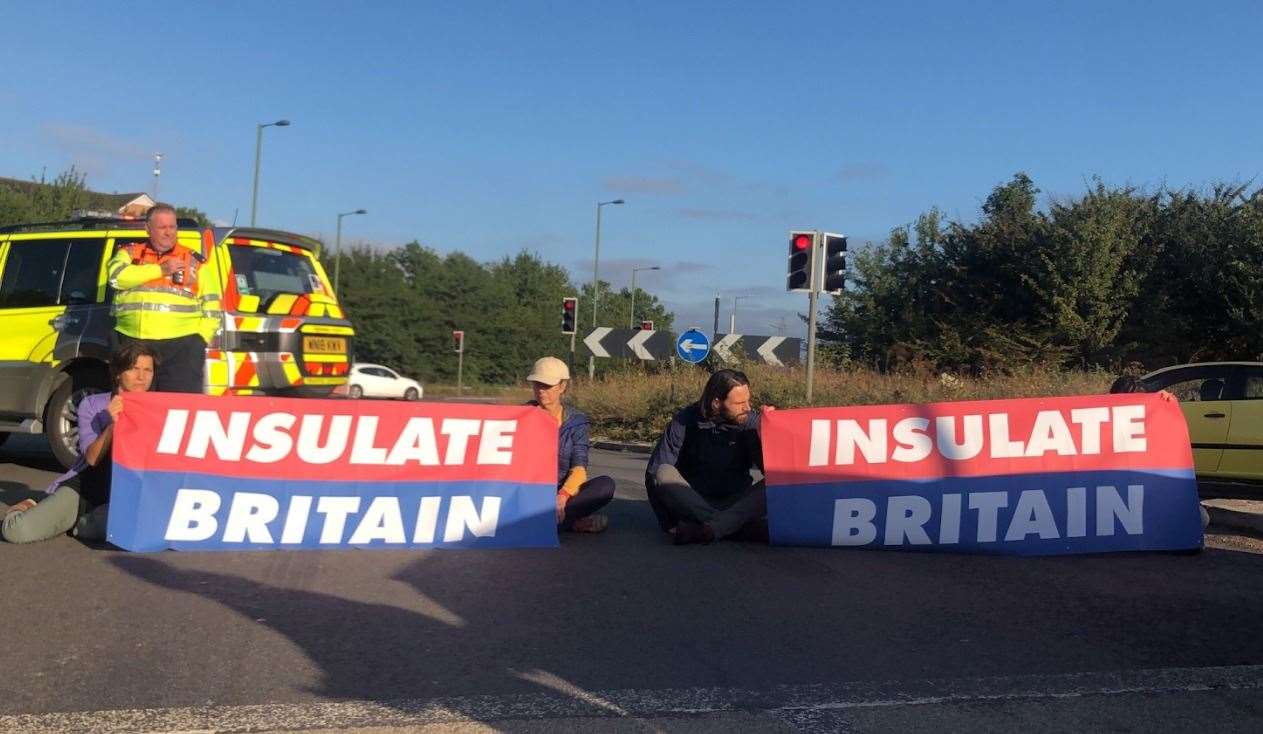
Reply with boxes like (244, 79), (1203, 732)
(645, 369), (768, 544)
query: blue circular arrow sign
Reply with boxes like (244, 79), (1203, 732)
(675, 329), (711, 364)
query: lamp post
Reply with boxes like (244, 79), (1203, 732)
(629, 265), (661, 328)
(730, 295), (750, 333)
(250, 119), (291, 226)
(589, 198), (624, 378)
(152, 152), (163, 199)
(334, 208), (367, 294)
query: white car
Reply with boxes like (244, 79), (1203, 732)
(344, 363), (423, 400)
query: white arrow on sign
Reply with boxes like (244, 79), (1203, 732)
(713, 334), (741, 362)
(756, 336), (786, 367)
(628, 329), (655, 360)
(584, 327), (613, 357)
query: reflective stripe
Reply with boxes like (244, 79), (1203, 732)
(132, 285), (197, 298)
(200, 294), (220, 302)
(107, 262), (129, 280)
(113, 302), (200, 314)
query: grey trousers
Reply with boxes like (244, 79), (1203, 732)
(2, 486), (108, 544)
(649, 465), (766, 539)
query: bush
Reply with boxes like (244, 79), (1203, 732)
(572, 364), (1112, 443)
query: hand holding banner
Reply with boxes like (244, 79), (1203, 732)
(762, 394), (1203, 554)
(107, 393), (559, 552)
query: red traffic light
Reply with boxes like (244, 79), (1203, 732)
(563, 300), (575, 311)
(793, 234), (812, 251)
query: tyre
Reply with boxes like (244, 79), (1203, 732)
(349, 384), (363, 399)
(45, 369), (111, 470)
(404, 387), (419, 401)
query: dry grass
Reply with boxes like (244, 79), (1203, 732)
(572, 364), (1114, 442)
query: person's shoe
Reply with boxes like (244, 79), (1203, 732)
(729, 518), (770, 543)
(570, 514), (609, 533)
(673, 521), (715, 545)
(4, 498), (37, 517)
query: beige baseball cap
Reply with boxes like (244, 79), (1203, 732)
(527, 356), (570, 386)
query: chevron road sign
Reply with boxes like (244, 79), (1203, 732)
(711, 334), (802, 367)
(581, 328), (675, 361)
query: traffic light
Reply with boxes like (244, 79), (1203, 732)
(641, 320), (654, 331)
(452, 330), (464, 353)
(561, 297), (578, 334)
(787, 230), (816, 292)
(821, 232), (848, 294)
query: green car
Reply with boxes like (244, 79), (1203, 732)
(1142, 362), (1263, 483)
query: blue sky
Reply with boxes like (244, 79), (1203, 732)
(3, 1), (1261, 336)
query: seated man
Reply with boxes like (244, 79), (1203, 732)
(645, 369), (768, 544)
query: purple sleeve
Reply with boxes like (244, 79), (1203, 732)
(77, 393), (113, 456)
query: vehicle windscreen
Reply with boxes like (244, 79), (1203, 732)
(228, 245), (327, 306)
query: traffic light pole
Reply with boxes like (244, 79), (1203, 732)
(805, 231), (821, 403)
(457, 347), (464, 396)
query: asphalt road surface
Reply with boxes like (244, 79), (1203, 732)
(3, 433), (1263, 733)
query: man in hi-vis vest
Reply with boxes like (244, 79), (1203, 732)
(107, 203), (222, 393)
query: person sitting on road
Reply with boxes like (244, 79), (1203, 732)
(645, 369), (769, 545)
(527, 356), (614, 533)
(2, 342), (157, 544)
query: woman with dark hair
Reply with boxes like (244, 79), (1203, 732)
(3, 342), (157, 544)
(645, 369), (770, 544)
(526, 356), (615, 533)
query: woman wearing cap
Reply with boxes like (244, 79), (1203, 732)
(527, 356), (614, 533)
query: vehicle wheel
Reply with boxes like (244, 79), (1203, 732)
(45, 369), (111, 470)
(404, 387), (419, 401)
(349, 385), (363, 399)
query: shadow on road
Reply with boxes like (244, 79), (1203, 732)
(0, 480), (44, 505)
(106, 484), (1263, 726)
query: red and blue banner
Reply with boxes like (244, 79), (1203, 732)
(107, 392), (559, 552)
(761, 394), (1203, 554)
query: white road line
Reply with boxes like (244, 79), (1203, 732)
(4, 664), (1262, 733)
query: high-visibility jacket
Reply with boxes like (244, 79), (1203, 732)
(107, 241), (223, 342)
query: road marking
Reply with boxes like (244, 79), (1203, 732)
(4, 664), (1262, 733)
(756, 336), (786, 367)
(583, 327), (612, 358)
(627, 329), (655, 360)
(713, 333), (741, 362)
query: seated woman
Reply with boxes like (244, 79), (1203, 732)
(526, 356), (614, 533)
(3, 342), (157, 544)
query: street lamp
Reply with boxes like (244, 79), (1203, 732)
(589, 198), (624, 378)
(152, 152), (163, 199)
(629, 265), (661, 328)
(730, 295), (750, 333)
(333, 208), (367, 294)
(250, 119), (291, 226)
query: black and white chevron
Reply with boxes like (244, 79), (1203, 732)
(580, 328), (675, 360)
(711, 334), (802, 367)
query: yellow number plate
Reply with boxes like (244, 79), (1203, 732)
(303, 336), (346, 354)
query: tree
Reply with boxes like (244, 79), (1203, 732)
(0, 168), (90, 227)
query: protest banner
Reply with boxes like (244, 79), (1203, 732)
(761, 394), (1203, 554)
(107, 392), (558, 552)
